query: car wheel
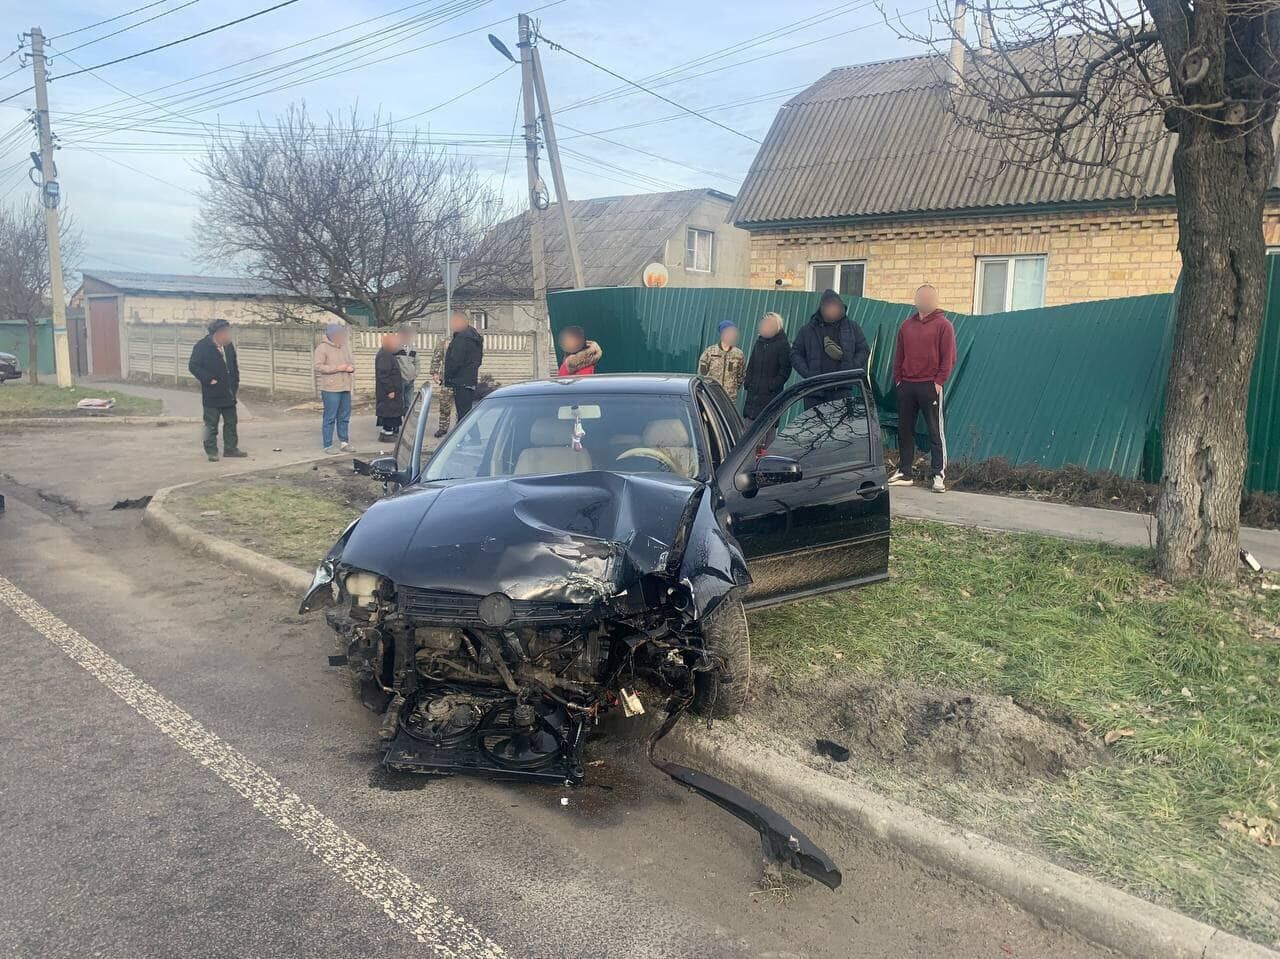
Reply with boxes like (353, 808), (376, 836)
(691, 596), (750, 718)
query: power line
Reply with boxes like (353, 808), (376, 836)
(50, 0), (506, 138)
(55, 0), (204, 57)
(559, 0), (873, 114)
(50, 0), (178, 40)
(73, 144), (201, 196)
(536, 32), (761, 144)
(50, 0), (304, 81)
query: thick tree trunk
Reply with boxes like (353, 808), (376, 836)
(1156, 119), (1273, 581)
(23, 317), (39, 386)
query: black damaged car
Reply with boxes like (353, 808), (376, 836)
(301, 369), (889, 886)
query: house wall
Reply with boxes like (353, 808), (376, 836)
(745, 205), (1280, 308)
(657, 196), (751, 288)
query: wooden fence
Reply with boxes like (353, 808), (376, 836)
(125, 322), (541, 398)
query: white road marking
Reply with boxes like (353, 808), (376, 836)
(0, 574), (508, 959)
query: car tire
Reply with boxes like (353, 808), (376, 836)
(691, 596), (750, 718)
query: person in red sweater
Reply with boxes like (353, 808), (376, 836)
(889, 284), (957, 493)
(557, 326), (602, 376)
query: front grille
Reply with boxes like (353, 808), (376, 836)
(397, 587), (595, 626)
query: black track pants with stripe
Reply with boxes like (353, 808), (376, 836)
(896, 380), (946, 479)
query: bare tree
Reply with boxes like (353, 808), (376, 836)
(197, 103), (523, 328)
(0, 200), (81, 385)
(898, 0), (1280, 581)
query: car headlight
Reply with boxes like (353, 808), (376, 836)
(343, 570), (385, 608)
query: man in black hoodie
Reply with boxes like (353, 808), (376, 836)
(742, 311), (792, 423)
(443, 310), (484, 420)
(790, 289), (870, 409)
(187, 318), (246, 462)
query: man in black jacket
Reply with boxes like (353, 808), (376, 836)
(187, 318), (246, 462)
(443, 311), (484, 420)
(742, 311), (792, 424)
(790, 289), (870, 409)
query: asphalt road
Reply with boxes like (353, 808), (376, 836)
(0, 427), (1116, 959)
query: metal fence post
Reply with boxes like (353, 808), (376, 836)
(173, 329), (180, 383)
(148, 326), (154, 380)
(310, 326), (319, 398)
(268, 325), (277, 397)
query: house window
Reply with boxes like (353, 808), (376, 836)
(975, 255), (1047, 313)
(469, 310), (489, 330)
(809, 261), (865, 298)
(686, 228), (714, 273)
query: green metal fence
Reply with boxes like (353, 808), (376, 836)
(549, 274), (1279, 493)
(0, 319), (54, 376)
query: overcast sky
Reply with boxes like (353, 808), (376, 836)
(0, 0), (932, 276)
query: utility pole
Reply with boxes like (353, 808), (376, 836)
(517, 13), (551, 377)
(530, 41), (584, 290)
(29, 27), (74, 388)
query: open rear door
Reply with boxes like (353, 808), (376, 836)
(715, 370), (889, 606)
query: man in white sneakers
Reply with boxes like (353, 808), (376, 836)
(888, 284), (957, 493)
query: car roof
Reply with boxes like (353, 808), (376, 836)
(485, 374), (698, 399)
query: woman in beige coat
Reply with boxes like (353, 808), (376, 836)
(313, 322), (356, 452)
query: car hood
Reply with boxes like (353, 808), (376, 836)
(337, 470), (745, 608)
(0, 352), (16, 363)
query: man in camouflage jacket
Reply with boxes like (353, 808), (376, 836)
(428, 334), (454, 437)
(697, 320), (746, 400)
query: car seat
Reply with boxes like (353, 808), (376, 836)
(514, 417), (593, 475)
(641, 419), (697, 477)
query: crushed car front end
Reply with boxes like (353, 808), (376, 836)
(302, 470), (747, 785)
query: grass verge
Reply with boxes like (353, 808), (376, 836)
(0, 383), (163, 417)
(186, 483), (360, 569)
(750, 520), (1280, 941)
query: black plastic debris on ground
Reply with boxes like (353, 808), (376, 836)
(111, 495), (152, 510)
(815, 738), (850, 762)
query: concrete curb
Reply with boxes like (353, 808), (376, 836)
(143, 474), (320, 596)
(1, 415), (202, 427)
(659, 721), (1279, 959)
(141, 488), (1279, 959)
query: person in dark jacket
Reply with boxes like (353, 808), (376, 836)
(375, 332), (403, 442)
(742, 311), (791, 423)
(790, 289), (871, 409)
(443, 310), (484, 420)
(187, 318), (246, 462)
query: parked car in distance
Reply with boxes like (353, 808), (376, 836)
(0, 351), (21, 383)
(301, 370), (890, 888)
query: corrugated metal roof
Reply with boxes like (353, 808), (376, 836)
(731, 49), (1270, 225)
(81, 271), (288, 297)
(482, 189), (735, 292)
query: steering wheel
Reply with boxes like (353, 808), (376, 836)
(617, 446), (683, 475)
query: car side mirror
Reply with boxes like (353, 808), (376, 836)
(353, 455), (404, 485)
(734, 454), (803, 493)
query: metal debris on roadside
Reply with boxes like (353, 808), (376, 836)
(815, 739), (850, 762)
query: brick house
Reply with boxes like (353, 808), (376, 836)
(731, 53), (1280, 311)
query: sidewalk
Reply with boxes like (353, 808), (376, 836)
(83, 378), (262, 419)
(892, 486), (1280, 569)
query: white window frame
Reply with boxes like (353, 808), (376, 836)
(685, 227), (715, 273)
(807, 260), (866, 298)
(974, 254), (1048, 313)
(469, 309), (489, 331)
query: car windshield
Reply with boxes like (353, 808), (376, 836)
(423, 393), (702, 482)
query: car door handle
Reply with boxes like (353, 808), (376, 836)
(857, 481), (883, 500)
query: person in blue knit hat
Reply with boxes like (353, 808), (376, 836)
(697, 319), (746, 400)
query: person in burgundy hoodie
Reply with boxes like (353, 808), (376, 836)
(889, 284), (957, 493)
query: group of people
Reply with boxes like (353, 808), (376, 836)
(185, 310), (487, 459)
(187, 287), (956, 488)
(694, 285), (956, 492)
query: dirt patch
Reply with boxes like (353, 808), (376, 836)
(747, 672), (1105, 787)
(888, 455), (1280, 531)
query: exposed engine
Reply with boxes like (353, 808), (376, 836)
(328, 568), (711, 785)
